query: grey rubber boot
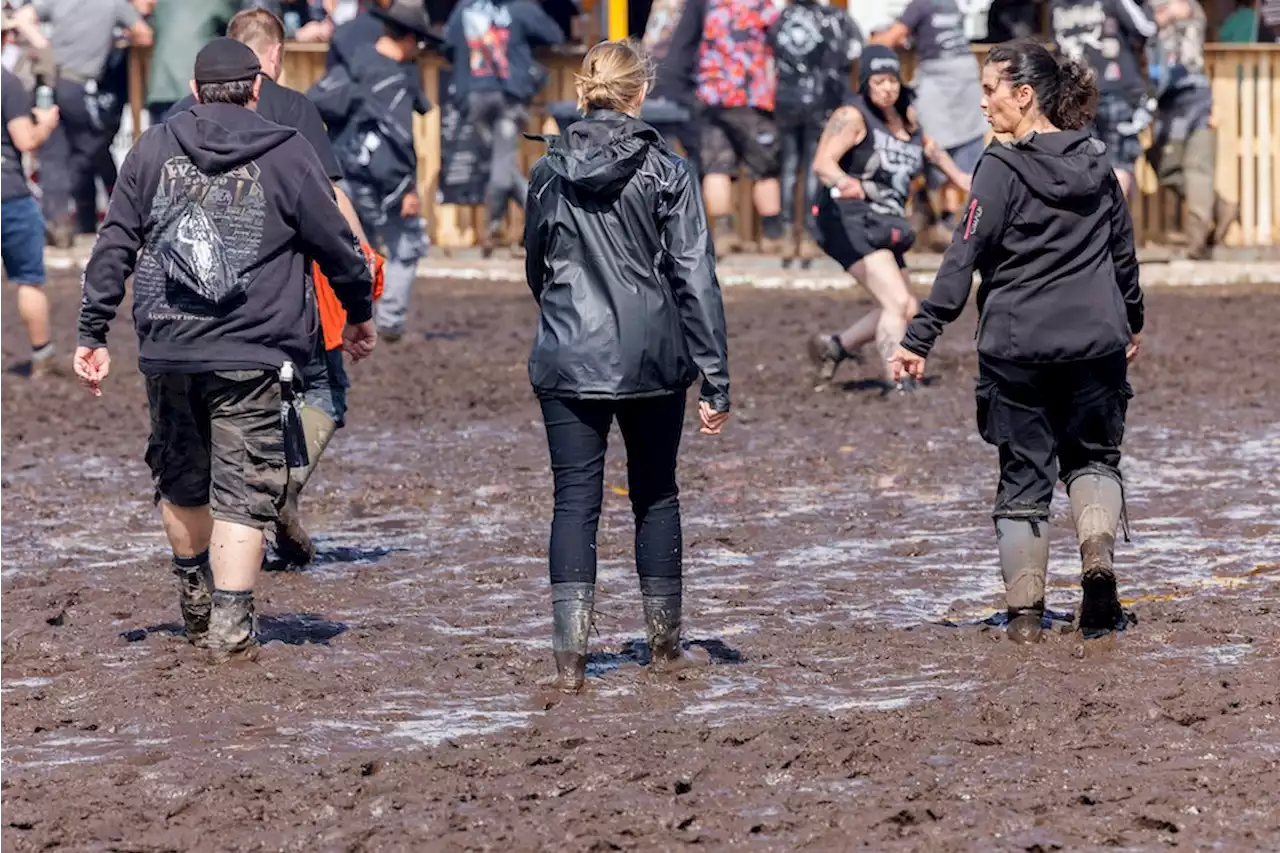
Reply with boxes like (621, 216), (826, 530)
(996, 518), (1049, 644)
(550, 582), (594, 693)
(206, 590), (259, 663)
(275, 406), (336, 567)
(173, 555), (213, 646)
(1069, 473), (1126, 636)
(640, 576), (684, 664)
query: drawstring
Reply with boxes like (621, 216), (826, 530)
(1119, 479), (1132, 544)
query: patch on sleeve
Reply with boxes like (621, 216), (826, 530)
(963, 198), (983, 241)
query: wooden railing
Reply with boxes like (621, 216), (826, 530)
(128, 42), (1279, 250)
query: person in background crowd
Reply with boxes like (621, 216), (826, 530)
(311, 0), (432, 342)
(984, 0), (1040, 42)
(144, 0), (236, 126)
(2, 14), (61, 378)
(12, 0), (152, 246)
(696, 0), (785, 257)
(445, 0), (564, 257)
(640, 0), (706, 176)
(165, 7), (385, 565)
(524, 39), (730, 693)
(1217, 0), (1258, 40)
(768, 0), (861, 265)
(75, 38), (376, 662)
(806, 45), (971, 394)
(891, 40), (1144, 644)
(1050, 0), (1157, 201)
(1148, 0), (1239, 258)
(326, 0), (395, 72)
(874, 0), (986, 248)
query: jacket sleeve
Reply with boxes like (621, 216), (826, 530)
(293, 153), (374, 324)
(1107, 172), (1144, 334)
(78, 141), (148, 348)
(902, 154), (1011, 358)
(520, 1), (566, 46)
(661, 160), (731, 412)
(523, 162), (549, 302)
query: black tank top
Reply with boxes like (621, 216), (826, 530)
(837, 96), (926, 218)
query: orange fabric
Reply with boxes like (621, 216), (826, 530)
(314, 242), (385, 351)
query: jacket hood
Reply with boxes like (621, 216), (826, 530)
(538, 111), (665, 194)
(167, 102), (297, 174)
(987, 130), (1111, 203)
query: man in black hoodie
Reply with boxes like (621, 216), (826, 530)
(74, 38), (377, 662)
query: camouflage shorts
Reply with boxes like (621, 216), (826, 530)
(144, 370), (286, 529)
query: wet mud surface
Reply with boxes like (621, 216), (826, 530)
(3, 275), (1279, 851)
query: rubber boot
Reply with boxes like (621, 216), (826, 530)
(206, 590), (259, 663)
(1069, 473), (1126, 636)
(1211, 193), (1240, 248)
(550, 582), (593, 693)
(1183, 214), (1213, 261)
(275, 406), (335, 567)
(640, 575), (685, 664)
(996, 518), (1049, 644)
(173, 552), (213, 646)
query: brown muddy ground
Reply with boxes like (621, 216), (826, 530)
(2, 273), (1278, 852)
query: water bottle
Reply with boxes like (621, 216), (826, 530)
(34, 77), (55, 110)
(280, 361), (310, 470)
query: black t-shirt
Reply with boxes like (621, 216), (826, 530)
(1051, 0), (1157, 100)
(643, 0), (705, 104)
(899, 0), (970, 62)
(327, 11), (385, 73)
(1, 69), (34, 202)
(165, 77), (343, 181)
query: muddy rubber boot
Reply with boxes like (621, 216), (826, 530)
(1211, 193), (1240, 248)
(640, 576), (684, 664)
(206, 590), (259, 663)
(711, 220), (739, 259)
(996, 519), (1049, 644)
(1183, 215), (1213, 261)
(274, 407), (335, 567)
(1069, 474), (1126, 637)
(550, 582), (593, 693)
(173, 552), (213, 646)
(797, 233), (821, 265)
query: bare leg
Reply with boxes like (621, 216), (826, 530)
(855, 250), (916, 383)
(837, 308), (880, 352)
(16, 285), (51, 349)
(702, 173), (734, 219)
(209, 521), (265, 592)
(1114, 168), (1135, 201)
(751, 177), (781, 217)
(160, 501), (214, 558)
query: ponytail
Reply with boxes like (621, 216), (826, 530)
(1049, 54), (1099, 131)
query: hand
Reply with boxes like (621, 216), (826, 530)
(32, 106), (59, 128)
(699, 400), (730, 436)
(295, 19), (335, 42)
(130, 20), (153, 47)
(1126, 332), (1142, 362)
(834, 176), (864, 200)
(73, 346), (110, 396)
(401, 191), (421, 218)
(342, 320), (378, 361)
(888, 346), (926, 381)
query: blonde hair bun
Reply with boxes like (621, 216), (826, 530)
(575, 39), (654, 114)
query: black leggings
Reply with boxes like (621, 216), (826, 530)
(540, 394), (686, 586)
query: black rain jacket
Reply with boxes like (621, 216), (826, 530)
(903, 130), (1144, 363)
(523, 110), (730, 411)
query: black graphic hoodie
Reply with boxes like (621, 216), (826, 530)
(903, 130), (1144, 363)
(80, 103), (373, 374)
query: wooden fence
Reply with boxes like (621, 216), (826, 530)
(128, 42), (1279, 250)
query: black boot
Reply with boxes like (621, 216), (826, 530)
(173, 552), (213, 646)
(206, 590), (259, 663)
(550, 582), (593, 693)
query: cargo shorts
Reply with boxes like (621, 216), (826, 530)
(144, 370), (286, 529)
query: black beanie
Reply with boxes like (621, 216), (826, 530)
(194, 37), (262, 86)
(858, 45), (902, 92)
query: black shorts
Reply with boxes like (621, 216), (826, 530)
(815, 201), (916, 269)
(145, 370), (287, 530)
(702, 107), (781, 180)
(977, 352), (1131, 521)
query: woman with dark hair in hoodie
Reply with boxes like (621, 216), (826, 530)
(890, 40), (1145, 645)
(807, 45), (973, 394)
(523, 39), (732, 694)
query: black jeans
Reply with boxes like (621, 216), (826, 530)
(977, 352), (1132, 521)
(540, 394), (686, 586)
(777, 114), (822, 235)
(39, 79), (112, 230)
